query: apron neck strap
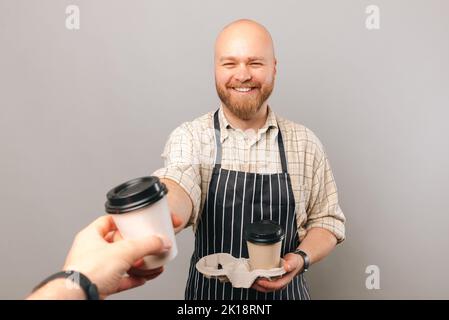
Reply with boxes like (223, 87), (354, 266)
(277, 128), (288, 173)
(213, 109), (288, 173)
(213, 109), (223, 169)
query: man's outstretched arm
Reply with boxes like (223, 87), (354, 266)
(161, 178), (194, 234)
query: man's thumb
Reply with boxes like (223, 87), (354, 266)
(284, 254), (299, 272)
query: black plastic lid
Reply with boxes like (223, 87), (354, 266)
(105, 176), (168, 214)
(244, 220), (285, 244)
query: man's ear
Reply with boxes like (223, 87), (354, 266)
(273, 58), (277, 77)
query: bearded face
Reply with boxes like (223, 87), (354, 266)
(215, 76), (274, 120)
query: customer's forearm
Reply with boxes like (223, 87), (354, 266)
(297, 227), (337, 265)
(160, 178), (193, 233)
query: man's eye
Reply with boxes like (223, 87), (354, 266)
(223, 63), (235, 67)
(251, 63), (263, 66)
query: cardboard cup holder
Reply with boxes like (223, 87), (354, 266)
(195, 253), (286, 288)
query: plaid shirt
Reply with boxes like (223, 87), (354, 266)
(153, 105), (346, 243)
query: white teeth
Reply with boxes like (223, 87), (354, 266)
(233, 87), (252, 92)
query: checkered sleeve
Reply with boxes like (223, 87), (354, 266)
(306, 142), (346, 243)
(152, 123), (202, 228)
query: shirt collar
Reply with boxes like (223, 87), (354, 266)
(218, 104), (279, 143)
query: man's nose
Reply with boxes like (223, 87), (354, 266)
(234, 65), (252, 83)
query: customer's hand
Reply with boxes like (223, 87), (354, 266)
(62, 214), (182, 299)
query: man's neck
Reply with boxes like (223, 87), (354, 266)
(222, 104), (269, 131)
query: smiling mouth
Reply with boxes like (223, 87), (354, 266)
(229, 87), (258, 93)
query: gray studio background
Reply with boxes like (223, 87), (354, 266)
(1, 0), (448, 299)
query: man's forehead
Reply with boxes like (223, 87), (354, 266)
(215, 35), (273, 60)
(216, 45), (274, 62)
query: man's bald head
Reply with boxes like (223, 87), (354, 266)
(214, 19), (276, 63)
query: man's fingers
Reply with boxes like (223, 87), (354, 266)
(119, 235), (171, 262)
(128, 266), (164, 278)
(90, 215), (117, 238)
(143, 270), (164, 281)
(251, 282), (272, 293)
(257, 276), (291, 290)
(112, 230), (124, 242)
(104, 230), (115, 242)
(252, 278), (291, 292)
(132, 258), (144, 268)
(105, 230), (124, 243)
(171, 213), (183, 228)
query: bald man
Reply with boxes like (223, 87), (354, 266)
(153, 19), (346, 300)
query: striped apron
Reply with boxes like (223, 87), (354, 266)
(185, 109), (310, 300)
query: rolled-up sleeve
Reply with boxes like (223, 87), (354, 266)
(152, 123), (202, 228)
(306, 146), (346, 243)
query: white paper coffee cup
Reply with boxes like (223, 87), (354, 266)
(105, 176), (177, 269)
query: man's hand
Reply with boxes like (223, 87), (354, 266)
(251, 253), (304, 293)
(160, 178), (193, 233)
(251, 228), (338, 293)
(58, 213), (182, 299)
